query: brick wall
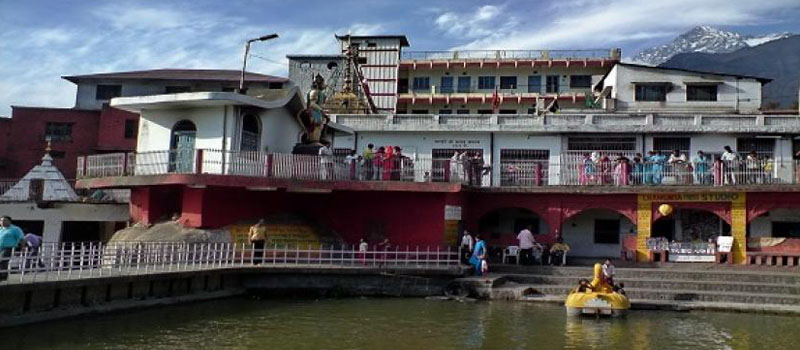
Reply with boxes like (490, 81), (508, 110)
(96, 105), (139, 151)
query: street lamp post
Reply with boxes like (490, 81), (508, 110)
(239, 33), (279, 92)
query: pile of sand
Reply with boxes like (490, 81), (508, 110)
(108, 221), (232, 244)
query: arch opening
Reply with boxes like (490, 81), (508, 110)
(169, 120), (197, 173)
(240, 114), (261, 152)
(652, 208), (729, 242)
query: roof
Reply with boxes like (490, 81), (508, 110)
(611, 62), (773, 84)
(286, 54), (345, 59)
(63, 69), (288, 84)
(0, 152), (79, 202)
(335, 34), (410, 47)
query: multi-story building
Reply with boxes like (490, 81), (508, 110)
(76, 35), (800, 265)
(0, 69), (287, 180)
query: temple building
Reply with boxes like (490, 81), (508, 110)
(75, 34), (800, 265)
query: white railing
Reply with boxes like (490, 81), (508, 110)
(0, 242), (461, 284)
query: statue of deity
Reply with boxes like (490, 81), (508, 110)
(297, 74), (328, 144)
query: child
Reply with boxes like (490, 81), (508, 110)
(480, 257), (489, 275)
(358, 238), (368, 265)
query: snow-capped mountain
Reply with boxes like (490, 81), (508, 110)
(633, 26), (793, 65)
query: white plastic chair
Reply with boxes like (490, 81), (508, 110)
(503, 245), (521, 265)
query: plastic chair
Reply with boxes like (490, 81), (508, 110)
(503, 246), (521, 265)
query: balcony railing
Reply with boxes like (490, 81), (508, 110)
(78, 150), (465, 184)
(401, 49), (616, 61)
(79, 150), (800, 189)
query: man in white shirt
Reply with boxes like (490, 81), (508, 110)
(319, 142), (333, 180)
(721, 146), (738, 185)
(460, 230), (473, 264)
(517, 225), (536, 265)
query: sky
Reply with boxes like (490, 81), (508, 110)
(1, 0), (800, 116)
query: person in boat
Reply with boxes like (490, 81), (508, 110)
(613, 282), (626, 296)
(601, 259), (616, 286)
(577, 278), (594, 293)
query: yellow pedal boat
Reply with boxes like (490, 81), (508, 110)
(565, 263), (630, 317)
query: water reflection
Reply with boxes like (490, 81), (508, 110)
(0, 299), (797, 350)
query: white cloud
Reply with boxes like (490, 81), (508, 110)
(434, 5), (508, 39)
(0, 2), (384, 115)
(455, 0), (800, 50)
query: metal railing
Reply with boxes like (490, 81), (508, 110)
(401, 49), (616, 61)
(0, 242), (461, 284)
(79, 150), (465, 184)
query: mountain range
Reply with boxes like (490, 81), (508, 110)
(659, 35), (800, 109)
(634, 26), (793, 66)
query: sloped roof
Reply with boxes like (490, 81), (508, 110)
(0, 152), (79, 202)
(63, 69), (288, 84)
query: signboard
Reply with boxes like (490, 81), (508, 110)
(669, 254), (716, 263)
(445, 205), (462, 220)
(717, 236), (733, 253)
(433, 139), (482, 149)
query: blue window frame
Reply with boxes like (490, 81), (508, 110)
(478, 76), (495, 90)
(412, 77), (430, 91)
(457, 76), (471, 93)
(440, 76), (454, 93)
(527, 75), (541, 93)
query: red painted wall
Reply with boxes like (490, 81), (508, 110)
(96, 106), (139, 151)
(130, 186), (183, 225)
(3, 107), (100, 180)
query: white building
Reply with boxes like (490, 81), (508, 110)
(596, 63), (769, 114)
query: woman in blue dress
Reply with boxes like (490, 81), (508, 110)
(469, 235), (487, 276)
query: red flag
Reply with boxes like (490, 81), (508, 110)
(491, 85), (500, 114)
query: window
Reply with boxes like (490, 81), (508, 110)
(411, 109), (429, 114)
(737, 138), (775, 158)
(44, 122), (73, 142)
(500, 76), (517, 89)
(412, 77), (430, 91)
(569, 75), (592, 89)
(568, 137), (636, 152)
(527, 75), (541, 93)
(124, 119), (138, 139)
(457, 77), (471, 93)
(398, 79), (409, 93)
(653, 137), (690, 154)
(500, 149), (550, 186)
(478, 76), (495, 90)
(545, 76), (560, 93)
(268, 82), (284, 89)
(477, 109), (493, 115)
(95, 85), (121, 100)
(367, 42), (377, 48)
(635, 84), (667, 101)
(165, 86), (191, 93)
(687, 84), (717, 101)
(594, 219), (620, 244)
(357, 57), (367, 64)
(440, 77), (454, 93)
(527, 108), (536, 114)
(456, 109), (471, 114)
(772, 222), (800, 238)
(438, 109), (453, 114)
(499, 109), (517, 114)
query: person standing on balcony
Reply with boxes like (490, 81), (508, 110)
(451, 151), (462, 182)
(373, 147), (385, 181)
(647, 151), (666, 185)
(721, 146), (738, 185)
(613, 154), (630, 186)
(0, 216), (25, 281)
(517, 225), (536, 265)
(668, 149), (688, 184)
(692, 150), (710, 185)
(383, 146), (395, 181)
(746, 151), (761, 185)
(362, 144), (375, 180)
(345, 150), (359, 180)
(319, 142), (333, 180)
(632, 153), (644, 185)
(248, 219), (267, 265)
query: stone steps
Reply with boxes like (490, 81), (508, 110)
(521, 284), (800, 305)
(492, 265), (800, 284)
(503, 274), (800, 295)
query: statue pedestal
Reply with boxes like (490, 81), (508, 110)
(292, 143), (323, 155)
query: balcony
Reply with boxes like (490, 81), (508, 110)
(77, 150), (800, 192)
(400, 49), (617, 61)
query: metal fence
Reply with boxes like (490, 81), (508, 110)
(0, 242), (461, 284)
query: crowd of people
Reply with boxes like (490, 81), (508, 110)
(0, 216), (45, 281)
(344, 143), (414, 181)
(459, 228), (572, 276)
(577, 146), (776, 186)
(450, 150), (491, 186)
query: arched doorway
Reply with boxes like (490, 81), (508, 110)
(477, 207), (548, 247)
(652, 209), (729, 242)
(170, 120), (197, 173)
(561, 209), (635, 258)
(240, 114), (260, 152)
